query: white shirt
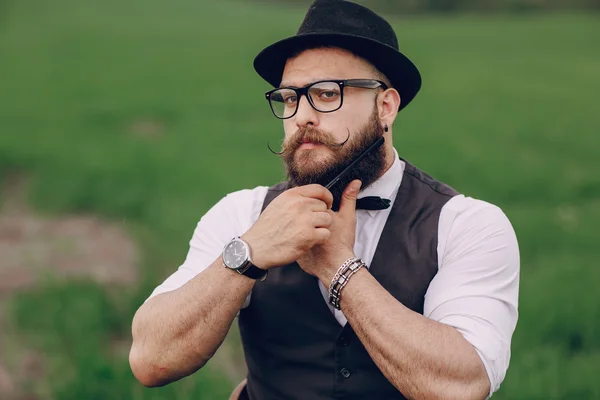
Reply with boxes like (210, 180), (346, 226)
(148, 151), (520, 397)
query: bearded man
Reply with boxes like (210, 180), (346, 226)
(129, 1), (520, 399)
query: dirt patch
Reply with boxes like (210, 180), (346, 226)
(0, 172), (139, 398)
(129, 117), (165, 138)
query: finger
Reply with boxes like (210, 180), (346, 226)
(297, 184), (334, 209)
(314, 227), (331, 245)
(338, 180), (361, 217)
(312, 211), (333, 228)
(306, 198), (328, 212)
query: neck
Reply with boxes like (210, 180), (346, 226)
(376, 137), (396, 181)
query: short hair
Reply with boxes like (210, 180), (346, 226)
(287, 44), (392, 88)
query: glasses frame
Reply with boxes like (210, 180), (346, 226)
(265, 79), (388, 120)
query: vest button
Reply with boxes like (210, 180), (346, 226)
(340, 368), (351, 379)
(339, 336), (349, 346)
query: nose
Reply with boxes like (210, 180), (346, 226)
(294, 94), (319, 129)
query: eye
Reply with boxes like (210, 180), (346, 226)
(318, 90), (340, 101)
(283, 94), (297, 105)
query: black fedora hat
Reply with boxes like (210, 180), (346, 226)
(254, 0), (422, 111)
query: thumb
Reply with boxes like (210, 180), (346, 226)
(339, 180), (362, 216)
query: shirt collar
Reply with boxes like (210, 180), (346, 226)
(358, 148), (405, 217)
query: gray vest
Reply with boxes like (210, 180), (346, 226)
(238, 160), (459, 400)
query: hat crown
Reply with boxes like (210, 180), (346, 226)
(297, 0), (399, 51)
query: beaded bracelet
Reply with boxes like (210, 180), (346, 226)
(328, 257), (366, 310)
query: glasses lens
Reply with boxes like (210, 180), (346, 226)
(269, 88), (297, 119)
(308, 81), (342, 112)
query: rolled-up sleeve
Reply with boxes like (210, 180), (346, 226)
(424, 195), (520, 397)
(146, 186), (268, 302)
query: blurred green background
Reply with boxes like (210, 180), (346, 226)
(0, 0), (599, 399)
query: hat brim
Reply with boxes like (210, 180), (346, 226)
(254, 33), (422, 111)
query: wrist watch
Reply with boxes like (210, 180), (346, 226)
(222, 237), (268, 281)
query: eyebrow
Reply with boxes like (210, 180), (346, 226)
(279, 78), (339, 88)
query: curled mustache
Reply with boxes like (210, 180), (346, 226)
(267, 127), (351, 156)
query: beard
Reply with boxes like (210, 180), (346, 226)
(280, 107), (386, 211)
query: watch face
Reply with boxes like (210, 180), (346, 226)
(223, 239), (248, 270)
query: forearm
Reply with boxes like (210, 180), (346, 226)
(130, 258), (255, 387)
(340, 268), (489, 400)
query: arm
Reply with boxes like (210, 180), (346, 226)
(301, 185), (519, 400)
(339, 199), (519, 399)
(130, 259), (255, 387)
(340, 269), (489, 400)
(129, 188), (264, 387)
(130, 184), (335, 387)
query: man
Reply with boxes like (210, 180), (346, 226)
(129, 1), (519, 399)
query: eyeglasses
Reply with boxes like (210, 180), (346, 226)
(265, 79), (388, 120)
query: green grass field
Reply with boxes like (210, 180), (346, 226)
(1, 0), (599, 398)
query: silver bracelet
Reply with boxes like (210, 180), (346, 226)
(329, 259), (362, 300)
(328, 258), (365, 310)
(329, 261), (364, 309)
(328, 257), (359, 308)
(329, 257), (359, 294)
(329, 263), (363, 309)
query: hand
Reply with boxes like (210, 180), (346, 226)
(242, 184), (334, 269)
(297, 180), (361, 283)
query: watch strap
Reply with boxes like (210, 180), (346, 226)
(239, 262), (268, 281)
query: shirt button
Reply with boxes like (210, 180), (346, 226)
(340, 368), (351, 379)
(339, 336), (349, 346)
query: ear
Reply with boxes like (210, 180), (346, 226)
(377, 88), (400, 128)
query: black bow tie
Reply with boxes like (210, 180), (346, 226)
(356, 196), (391, 211)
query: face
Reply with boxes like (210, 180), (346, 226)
(278, 47), (387, 208)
